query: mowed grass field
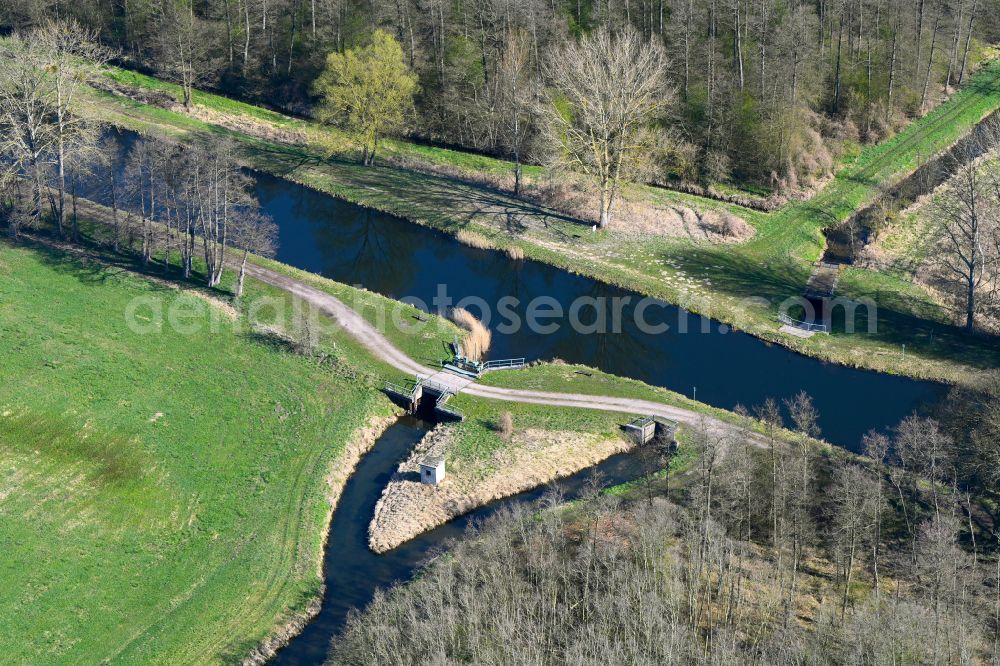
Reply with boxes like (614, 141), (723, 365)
(82, 58), (1000, 382)
(0, 239), (404, 663)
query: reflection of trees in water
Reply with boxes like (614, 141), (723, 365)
(549, 280), (670, 383)
(474, 245), (525, 297)
(487, 267), (673, 383)
(293, 186), (418, 297)
(224, 171), (945, 446)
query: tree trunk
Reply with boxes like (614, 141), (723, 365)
(31, 157), (44, 238)
(958, 0), (976, 85)
(842, 531), (856, 618)
(236, 249), (249, 299)
(110, 170), (120, 253)
(920, 12), (940, 111)
(242, 0), (251, 74)
(966, 264), (976, 330)
(914, 0), (925, 78)
(71, 174), (79, 242)
(945, 1), (963, 88)
(224, 0), (235, 62)
(887, 11), (898, 118)
(598, 181), (612, 228)
(514, 156), (522, 196)
(56, 136), (67, 237)
(834, 15), (845, 112)
(683, 0), (692, 101)
(734, 0), (744, 92)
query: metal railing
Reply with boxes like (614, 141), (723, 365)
(384, 381), (417, 398)
(652, 416), (679, 432)
(482, 358), (527, 372)
(417, 377), (456, 396)
(778, 313), (829, 333)
(435, 403), (464, 421)
(628, 416), (655, 429)
(434, 391), (464, 421)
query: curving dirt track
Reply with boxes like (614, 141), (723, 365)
(244, 262), (756, 438)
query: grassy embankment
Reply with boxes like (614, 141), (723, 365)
(70, 198), (781, 473)
(1, 207), (750, 661)
(82, 62), (1000, 383)
(0, 237), (405, 663)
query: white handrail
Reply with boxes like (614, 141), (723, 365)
(778, 313), (829, 333)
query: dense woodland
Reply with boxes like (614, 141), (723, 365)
(334, 391), (1000, 664)
(2, 0), (999, 190)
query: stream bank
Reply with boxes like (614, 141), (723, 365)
(269, 416), (654, 664)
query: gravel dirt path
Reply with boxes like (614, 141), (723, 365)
(244, 262), (755, 438)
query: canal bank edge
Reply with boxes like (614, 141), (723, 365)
(243, 412), (400, 666)
(367, 425), (635, 553)
(79, 68), (1000, 386)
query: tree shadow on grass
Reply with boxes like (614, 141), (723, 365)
(670, 245), (812, 305)
(12, 234), (171, 292)
(13, 229), (234, 306)
(209, 125), (591, 242)
(671, 245), (1000, 372)
(243, 328), (301, 356)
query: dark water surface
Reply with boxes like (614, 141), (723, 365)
(87, 130), (946, 448)
(270, 416), (649, 664)
(85, 132), (953, 664)
(252, 172), (944, 450)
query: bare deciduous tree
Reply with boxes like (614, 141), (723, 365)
(785, 390), (820, 441)
(544, 28), (670, 228)
(196, 142), (253, 287)
(895, 414), (953, 518)
(489, 31), (537, 196)
(34, 20), (111, 238)
(0, 32), (59, 238)
(155, 0), (208, 109)
(862, 430), (890, 598)
(231, 208), (278, 299)
(930, 142), (999, 332)
(830, 463), (878, 618)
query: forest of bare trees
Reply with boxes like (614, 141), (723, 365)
(109, 135), (277, 286)
(332, 392), (1000, 664)
(0, 19), (275, 286)
(2, 0), (996, 189)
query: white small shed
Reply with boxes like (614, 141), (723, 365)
(419, 455), (446, 486)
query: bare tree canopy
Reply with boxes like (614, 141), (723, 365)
(544, 28), (670, 228)
(1, 0), (993, 190)
(0, 20), (111, 239)
(930, 137), (1000, 331)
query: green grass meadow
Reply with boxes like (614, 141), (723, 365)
(0, 239), (400, 663)
(0, 231), (714, 662)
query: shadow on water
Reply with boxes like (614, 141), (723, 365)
(270, 416), (650, 665)
(250, 172), (947, 450)
(83, 130), (951, 450)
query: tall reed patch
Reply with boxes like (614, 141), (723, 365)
(456, 229), (495, 250)
(450, 307), (492, 361)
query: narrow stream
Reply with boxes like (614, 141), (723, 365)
(270, 416), (651, 664)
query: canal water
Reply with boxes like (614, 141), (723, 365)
(83, 131), (952, 664)
(269, 416), (650, 664)
(85, 131), (946, 449)
(251, 172), (944, 450)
